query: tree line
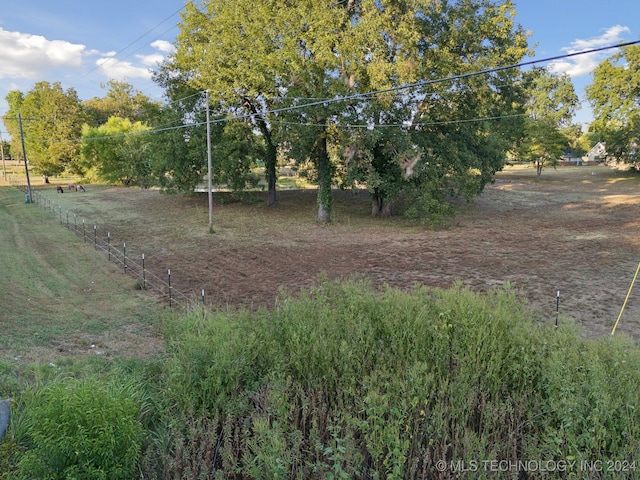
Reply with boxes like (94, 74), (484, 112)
(2, 0), (638, 223)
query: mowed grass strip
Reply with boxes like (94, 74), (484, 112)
(0, 187), (162, 363)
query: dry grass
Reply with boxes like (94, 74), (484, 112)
(5, 163), (640, 364)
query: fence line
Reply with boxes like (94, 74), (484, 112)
(11, 181), (205, 310)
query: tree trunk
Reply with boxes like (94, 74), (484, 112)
(371, 191), (394, 216)
(244, 98), (277, 206)
(315, 128), (332, 223)
(382, 201), (394, 217)
(372, 196), (381, 216)
(265, 140), (277, 206)
(371, 192), (383, 216)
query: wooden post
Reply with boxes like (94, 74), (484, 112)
(18, 113), (33, 203)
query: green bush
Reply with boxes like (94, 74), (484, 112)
(145, 278), (640, 479)
(14, 376), (144, 480)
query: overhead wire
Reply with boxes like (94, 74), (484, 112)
(82, 6), (184, 78)
(178, 39), (640, 128)
(10, 39), (640, 145)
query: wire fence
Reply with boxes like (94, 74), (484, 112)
(12, 181), (206, 311)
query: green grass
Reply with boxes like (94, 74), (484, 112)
(0, 186), (161, 363)
(3, 170), (640, 478)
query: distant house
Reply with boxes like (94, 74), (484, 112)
(557, 143), (606, 166)
(587, 142), (607, 163)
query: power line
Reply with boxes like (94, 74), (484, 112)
(10, 39), (640, 144)
(172, 39), (640, 129)
(82, 6), (184, 78)
(251, 40), (640, 119)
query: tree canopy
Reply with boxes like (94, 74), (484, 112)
(84, 80), (161, 126)
(81, 117), (152, 187)
(4, 82), (86, 176)
(2, 80), (161, 179)
(164, 0), (530, 222)
(586, 44), (640, 165)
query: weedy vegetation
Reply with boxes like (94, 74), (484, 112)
(4, 278), (640, 478)
(2, 178), (640, 478)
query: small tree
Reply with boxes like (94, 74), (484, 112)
(81, 117), (152, 187)
(517, 69), (578, 178)
(518, 117), (568, 179)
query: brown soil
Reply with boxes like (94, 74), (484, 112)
(54, 165), (640, 341)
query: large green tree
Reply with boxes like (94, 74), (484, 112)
(168, 0), (289, 208)
(167, 0), (529, 222)
(3, 82), (86, 176)
(168, 0), (429, 221)
(329, 0), (529, 218)
(403, 0), (529, 217)
(586, 44), (640, 165)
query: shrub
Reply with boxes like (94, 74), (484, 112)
(15, 376), (144, 480)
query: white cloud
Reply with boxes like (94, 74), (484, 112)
(137, 53), (165, 67)
(0, 27), (85, 79)
(549, 25), (630, 77)
(150, 39), (175, 54)
(94, 40), (173, 81)
(95, 57), (153, 81)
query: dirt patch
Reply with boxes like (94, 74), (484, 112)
(43, 165), (640, 341)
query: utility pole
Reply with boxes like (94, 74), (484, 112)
(18, 113), (33, 203)
(0, 130), (6, 181)
(205, 90), (213, 232)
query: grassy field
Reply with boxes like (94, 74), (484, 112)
(14, 163), (640, 341)
(3, 162), (640, 367)
(0, 186), (162, 364)
(3, 165), (640, 478)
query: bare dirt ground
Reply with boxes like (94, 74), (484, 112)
(46, 164), (640, 341)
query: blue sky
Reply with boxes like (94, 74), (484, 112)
(0, 0), (638, 137)
(0, 0), (183, 135)
(515, 0), (638, 127)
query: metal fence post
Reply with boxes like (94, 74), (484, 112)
(168, 269), (172, 308)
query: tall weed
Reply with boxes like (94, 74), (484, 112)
(13, 375), (145, 480)
(144, 278), (640, 478)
